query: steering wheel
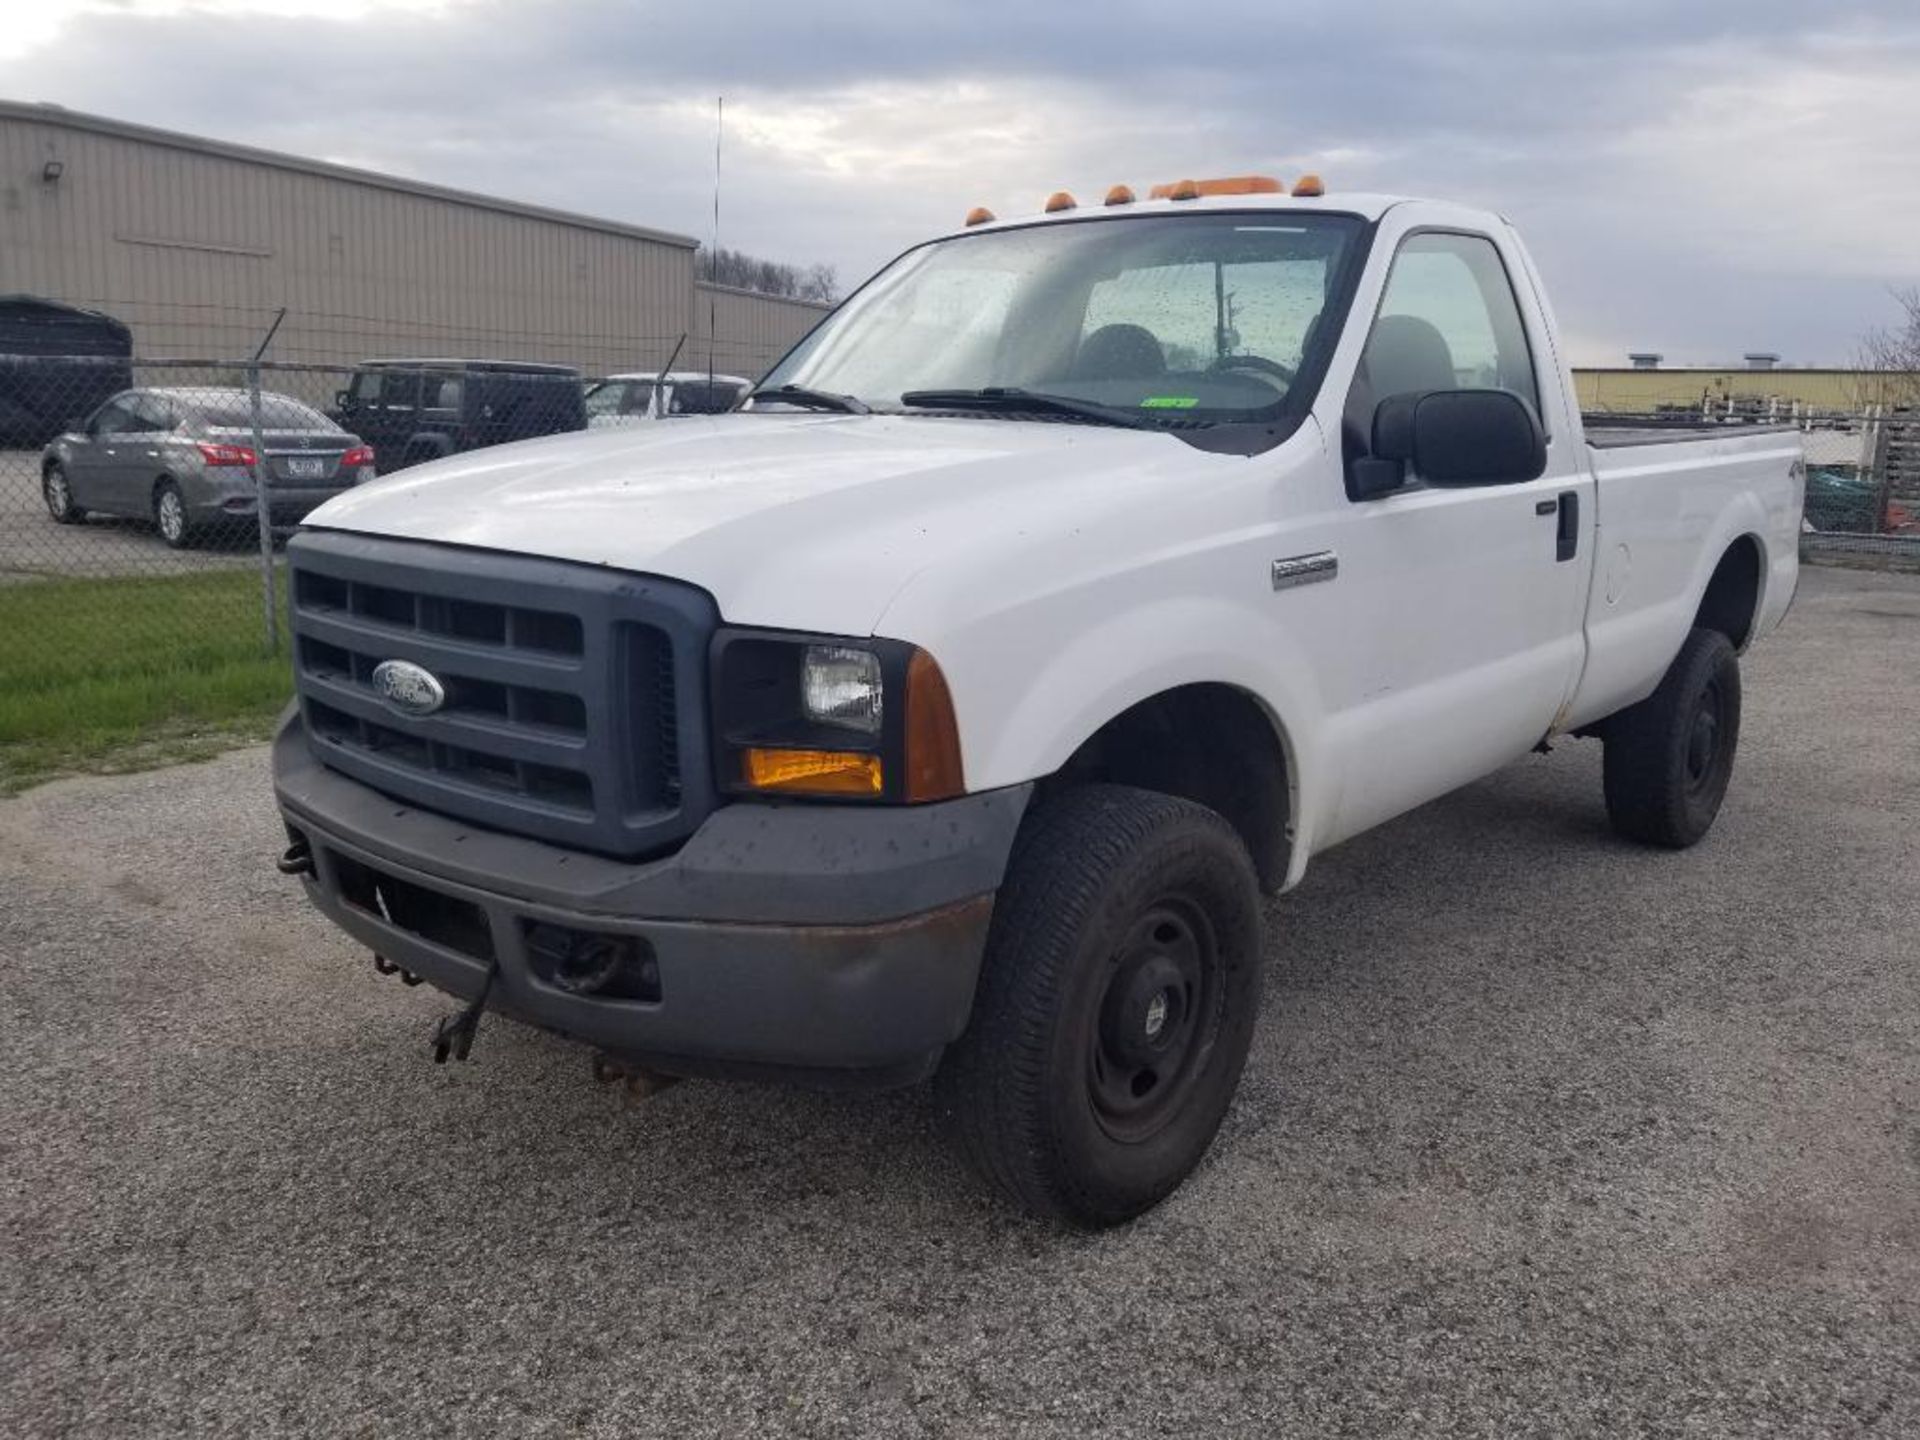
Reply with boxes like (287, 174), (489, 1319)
(1210, 353), (1296, 385)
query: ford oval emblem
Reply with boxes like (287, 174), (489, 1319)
(371, 659), (446, 717)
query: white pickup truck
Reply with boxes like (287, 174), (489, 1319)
(272, 177), (1803, 1226)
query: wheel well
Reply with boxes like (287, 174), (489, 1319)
(1695, 536), (1763, 650)
(1043, 683), (1291, 891)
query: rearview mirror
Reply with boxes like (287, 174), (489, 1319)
(1367, 389), (1547, 490)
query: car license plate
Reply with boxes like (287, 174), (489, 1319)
(285, 457), (328, 479)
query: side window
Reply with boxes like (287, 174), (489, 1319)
(1361, 233), (1539, 413)
(90, 396), (138, 436)
(583, 381), (626, 418)
(366, 372), (419, 410)
(128, 394), (174, 432)
(424, 376), (463, 412)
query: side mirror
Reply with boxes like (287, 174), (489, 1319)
(1367, 389), (1547, 490)
(334, 390), (352, 409)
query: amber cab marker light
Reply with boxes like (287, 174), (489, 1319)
(742, 748), (884, 797)
(1148, 174), (1285, 200)
(1104, 184), (1136, 206)
(1044, 190), (1078, 213)
(1292, 174), (1325, 197)
(963, 205), (996, 226)
(904, 649), (965, 803)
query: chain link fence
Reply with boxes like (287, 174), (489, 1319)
(1583, 393), (1920, 568)
(5, 320), (1917, 786)
(0, 309), (797, 788)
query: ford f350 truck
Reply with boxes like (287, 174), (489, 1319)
(272, 176), (1803, 1227)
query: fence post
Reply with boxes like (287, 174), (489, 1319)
(247, 309), (287, 656)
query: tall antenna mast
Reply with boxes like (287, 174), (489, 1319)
(708, 94), (722, 387)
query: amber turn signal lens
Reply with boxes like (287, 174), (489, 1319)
(1104, 184), (1136, 206)
(1044, 190), (1077, 213)
(963, 205), (996, 226)
(1148, 174), (1285, 200)
(904, 649), (965, 802)
(1291, 174), (1325, 197)
(741, 748), (884, 797)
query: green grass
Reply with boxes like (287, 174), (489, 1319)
(0, 569), (293, 794)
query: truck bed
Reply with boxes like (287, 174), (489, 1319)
(1582, 415), (1796, 450)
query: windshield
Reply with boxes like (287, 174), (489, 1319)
(760, 212), (1365, 430)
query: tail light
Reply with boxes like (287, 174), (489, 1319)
(197, 442), (258, 467)
(341, 445), (375, 468)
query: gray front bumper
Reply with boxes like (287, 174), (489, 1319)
(273, 718), (1030, 1084)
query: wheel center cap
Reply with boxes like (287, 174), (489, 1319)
(1143, 991), (1169, 1039)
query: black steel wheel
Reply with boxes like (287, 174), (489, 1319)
(1087, 897), (1222, 1145)
(1603, 626), (1742, 848)
(935, 784), (1263, 1227)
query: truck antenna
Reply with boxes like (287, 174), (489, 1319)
(708, 95), (722, 390)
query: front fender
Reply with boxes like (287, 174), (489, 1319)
(960, 593), (1331, 888)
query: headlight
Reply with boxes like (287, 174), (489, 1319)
(802, 645), (883, 733)
(711, 631), (963, 803)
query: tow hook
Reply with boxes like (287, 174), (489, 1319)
(372, 954), (424, 986)
(276, 839), (314, 877)
(591, 1052), (682, 1102)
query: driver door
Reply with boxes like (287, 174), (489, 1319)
(1322, 228), (1595, 843)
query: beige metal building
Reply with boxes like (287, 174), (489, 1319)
(693, 280), (831, 377)
(0, 101), (826, 377)
(1572, 367), (1917, 417)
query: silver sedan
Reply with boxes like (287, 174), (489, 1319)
(41, 387), (375, 549)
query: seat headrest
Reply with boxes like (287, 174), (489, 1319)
(1363, 314), (1457, 399)
(1072, 323), (1166, 381)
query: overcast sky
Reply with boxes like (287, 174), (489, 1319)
(4, 0), (1918, 365)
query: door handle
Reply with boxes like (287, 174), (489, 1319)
(1555, 491), (1579, 562)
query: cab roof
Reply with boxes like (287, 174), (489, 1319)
(940, 189), (1427, 243)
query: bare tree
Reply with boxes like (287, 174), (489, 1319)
(697, 246), (839, 303)
(1855, 286), (1920, 410)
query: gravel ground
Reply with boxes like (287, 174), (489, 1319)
(1, 451), (258, 582)
(3, 565), (1917, 1437)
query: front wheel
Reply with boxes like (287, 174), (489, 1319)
(1602, 627), (1741, 848)
(934, 785), (1264, 1227)
(43, 462), (83, 523)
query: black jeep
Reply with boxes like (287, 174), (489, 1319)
(331, 359), (586, 473)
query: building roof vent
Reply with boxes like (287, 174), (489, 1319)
(1628, 352), (1662, 370)
(1744, 352), (1780, 371)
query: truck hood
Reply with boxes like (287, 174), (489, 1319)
(305, 413), (1206, 634)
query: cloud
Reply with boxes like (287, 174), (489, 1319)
(4, 0), (1917, 362)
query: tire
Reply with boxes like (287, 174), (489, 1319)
(43, 462), (83, 523)
(1602, 627), (1741, 848)
(153, 479), (195, 550)
(934, 784), (1264, 1227)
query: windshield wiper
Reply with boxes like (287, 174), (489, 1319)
(898, 387), (1159, 429)
(746, 383), (869, 415)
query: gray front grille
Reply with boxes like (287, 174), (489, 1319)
(287, 531), (717, 858)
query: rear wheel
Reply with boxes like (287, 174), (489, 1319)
(43, 462), (82, 523)
(153, 479), (195, 550)
(934, 785), (1264, 1227)
(1602, 627), (1741, 848)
